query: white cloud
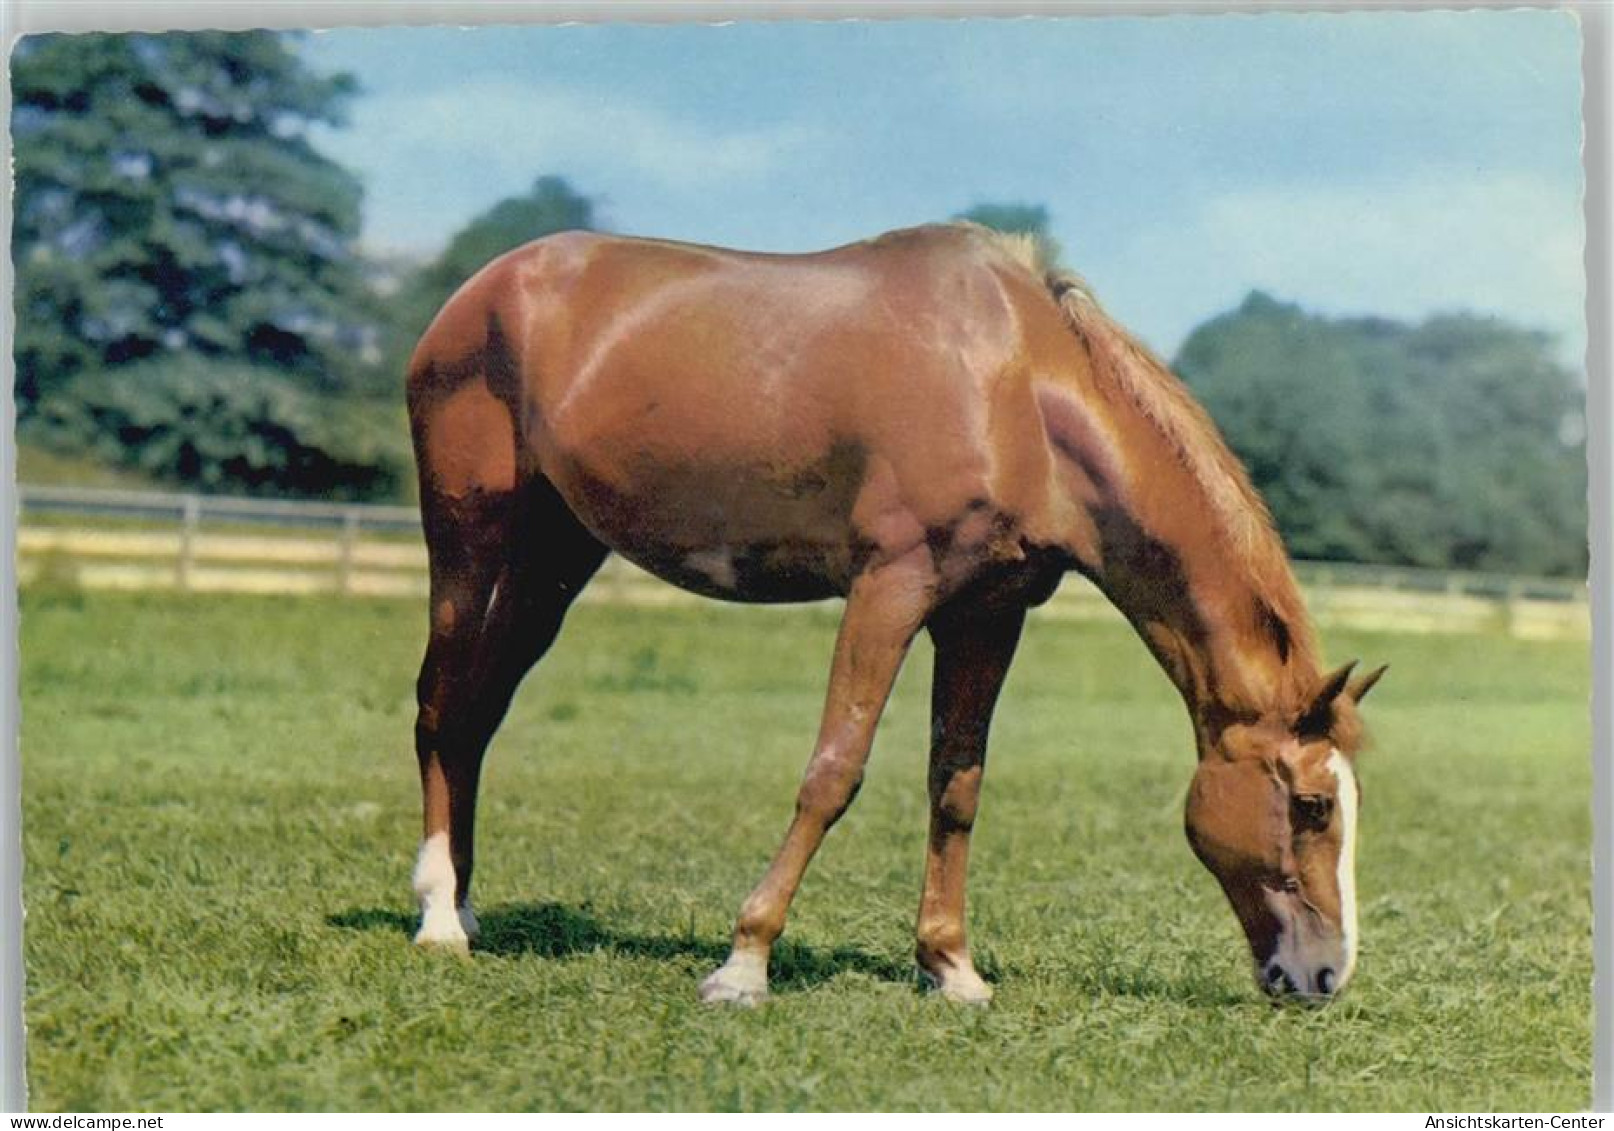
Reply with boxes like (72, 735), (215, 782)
(320, 77), (827, 249)
(1102, 172), (1586, 367)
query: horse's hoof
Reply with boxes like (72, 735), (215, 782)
(698, 965), (769, 1007)
(414, 932), (472, 958)
(939, 977), (994, 1006)
(698, 981), (768, 1007)
(920, 964), (994, 1006)
(414, 900), (479, 954)
(414, 908), (473, 956)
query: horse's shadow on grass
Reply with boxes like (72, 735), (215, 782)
(330, 904), (1252, 1006)
(328, 902), (912, 992)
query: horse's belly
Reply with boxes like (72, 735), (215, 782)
(544, 456), (860, 603)
(626, 540), (847, 603)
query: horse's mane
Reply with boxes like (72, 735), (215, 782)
(958, 222), (1320, 677)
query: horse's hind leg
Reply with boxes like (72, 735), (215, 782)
(413, 476), (607, 951)
(915, 604), (1024, 1005)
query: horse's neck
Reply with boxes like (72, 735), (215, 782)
(1104, 539), (1305, 747)
(1040, 381), (1317, 746)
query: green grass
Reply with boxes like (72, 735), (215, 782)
(18, 588), (1592, 1111)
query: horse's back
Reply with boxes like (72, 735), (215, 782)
(509, 227), (1038, 446)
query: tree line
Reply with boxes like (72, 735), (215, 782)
(11, 31), (1587, 576)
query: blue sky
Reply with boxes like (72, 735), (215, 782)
(304, 10), (1585, 365)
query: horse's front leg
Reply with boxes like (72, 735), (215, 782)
(915, 604), (1025, 1004)
(699, 549), (934, 1005)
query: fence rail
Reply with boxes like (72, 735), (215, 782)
(15, 484), (1590, 639)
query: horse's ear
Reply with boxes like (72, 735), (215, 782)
(1312, 661), (1358, 710)
(1298, 660), (1357, 735)
(1347, 663), (1388, 704)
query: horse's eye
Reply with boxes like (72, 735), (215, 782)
(1292, 793), (1334, 829)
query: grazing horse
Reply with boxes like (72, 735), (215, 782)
(406, 222), (1386, 1005)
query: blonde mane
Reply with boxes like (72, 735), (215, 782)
(959, 222), (1318, 671)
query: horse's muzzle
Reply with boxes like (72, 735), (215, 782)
(1259, 957), (1347, 1003)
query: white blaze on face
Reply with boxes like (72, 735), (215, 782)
(1327, 749), (1360, 985)
(1259, 749), (1362, 997)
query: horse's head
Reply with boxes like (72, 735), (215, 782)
(1184, 661), (1386, 1002)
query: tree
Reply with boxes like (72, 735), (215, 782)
(1175, 294), (1586, 576)
(953, 201), (1064, 268)
(12, 31), (403, 496)
(35, 356), (401, 497)
(385, 176), (599, 369)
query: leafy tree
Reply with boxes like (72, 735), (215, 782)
(39, 357), (399, 498)
(422, 176), (596, 303)
(384, 176), (599, 372)
(1175, 293), (1586, 576)
(11, 30), (403, 495)
(954, 201), (1064, 268)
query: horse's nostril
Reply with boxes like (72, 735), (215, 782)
(1317, 968), (1336, 995)
(1262, 964), (1298, 996)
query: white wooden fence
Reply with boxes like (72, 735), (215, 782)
(14, 485), (1590, 639)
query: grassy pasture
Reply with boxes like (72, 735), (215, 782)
(18, 588), (1591, 1111)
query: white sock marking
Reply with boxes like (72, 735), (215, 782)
(413, 831), (465, 945)
(700, 949), (769, 1003)
(715, 949), (766, 986)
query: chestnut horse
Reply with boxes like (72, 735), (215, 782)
(406, 222), (1385, 1005)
